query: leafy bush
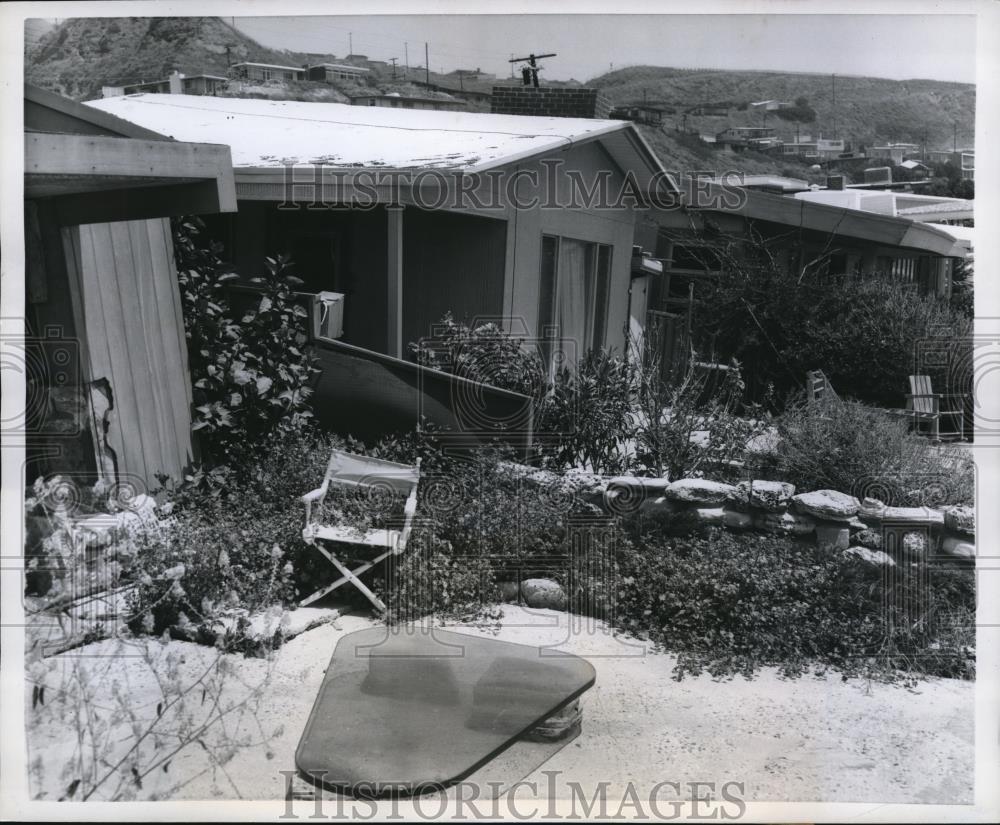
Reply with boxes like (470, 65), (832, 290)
(608, 527), (975, 681)
(634, 357), (769, 480)
(172, 217), (320, 466)
(763, 396), (974, 506)
(689, 238), (972, 408)
(537, 349), (637, 474)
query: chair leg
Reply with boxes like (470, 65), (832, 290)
(326, 554), (388, 612)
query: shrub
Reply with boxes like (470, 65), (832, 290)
(608, 527), (975, 681)
(767, 396), (974, 506)
(172, 216), (320, 466)
(689, 237), (972, 408)
(537, 349), (637, 474)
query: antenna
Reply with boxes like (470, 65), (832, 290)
(508, 53), (556, 88)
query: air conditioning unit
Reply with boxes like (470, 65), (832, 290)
(311, 291), (345, 340)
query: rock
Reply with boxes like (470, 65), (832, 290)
(520, 578), (567, 611)
(860, 506), (945, 530)
(754, 511), (816, 536)
(859, 497), (887, 520)
(943, 505), (975, 536)
(791, 490), (860, 521)
(815, 523), (850, 550)
(745, 429), (780, 456)
(844, 546), (896, 567)
(607, 475), (672, 497)
(853, 529), (883, 550)
(499, 581), (520, 602)
(693, 507), (726, 527)
(941, 536), (975, 561)
(723, 509), (754, 530)
(638, 496), (681, 516)
(665, 479), (737, 506)
(847, 517), (868, 532)
(902, 532), (929, 559)
(731, 480), (795, 512)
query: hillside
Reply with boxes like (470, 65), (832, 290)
(24, 17), (343, 100)
(588, 66), (975, 151)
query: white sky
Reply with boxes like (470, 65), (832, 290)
(230, 14), (976, 84)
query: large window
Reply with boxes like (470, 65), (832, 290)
(538, 235), (612, 367)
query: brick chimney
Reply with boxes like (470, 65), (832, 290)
(490, 86), (613, 119)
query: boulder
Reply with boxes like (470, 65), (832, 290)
(791, 490), (860, 521)
(745, 429), (780, 456)
(731, 480), (795, 512)
(692, 507), (726, 527)
(499, 581), (520, 603)
(665, 479), (737, 506)
(940, 536), (975, 562)
(607, 475), (672, 497)
(853, 528), (883, 550)
(943, 505), (975, 537)
(638, 496), (681, 517)
(815, 523), (851, 550)
(844, 546), (896, 567)
(753, 511), (816, 536)
(860, 505), (945, 530)
(520, 578), (568, 611)
(723, 509), (754, 530)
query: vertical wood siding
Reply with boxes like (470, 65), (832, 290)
(62, 218), (194, 488)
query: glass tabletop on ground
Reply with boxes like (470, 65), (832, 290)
(295, 625), (596, 798)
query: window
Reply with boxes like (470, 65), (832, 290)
(261, 69), (272, 81)
(537, 235), (612, 367)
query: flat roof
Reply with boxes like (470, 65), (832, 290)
(231, 62), (304, 72)
(309, 63), (371, 72)
(86, 94), (669, 185)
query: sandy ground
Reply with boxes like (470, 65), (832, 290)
(24, 606), (973, 805)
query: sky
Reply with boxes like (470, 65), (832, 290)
(230, 14), (976, 85)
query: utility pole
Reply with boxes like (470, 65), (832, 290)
(954, 122), (958, 152)
(510, 55), (515, 79)
(425, 43), (430, 85)
(349, 32), (353, 55)
(389, 57), (398, 79)
(405, 42), (409, 75)
(831, 73), (837, 137)
(508, 53), (556, 88)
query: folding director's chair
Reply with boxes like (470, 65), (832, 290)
(300, 449), (421, 611)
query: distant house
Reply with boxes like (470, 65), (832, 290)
(87, 94), (674, 443)
(350, 93), (465, 111)
(23, 85), (236, 488)
(229, 62), (305, 83)
(782, 137), (819, 159)
(103, 71), (227, 98)
(749, 99), (792, 111)
(306, 63), (372, 83)
(448, 67), (497, 82)
(715, 126), (777, 151)
(610, 103), (666, 126)
(867, 142), (921, 165)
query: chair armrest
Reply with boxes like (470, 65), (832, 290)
(301, 482), (330, 525)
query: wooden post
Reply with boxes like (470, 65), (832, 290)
(387, 207), (404, 358)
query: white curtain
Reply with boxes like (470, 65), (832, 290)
(556, 239), (593, 366)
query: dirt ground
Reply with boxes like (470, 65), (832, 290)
(24, 605), (973, 806)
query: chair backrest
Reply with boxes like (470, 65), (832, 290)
(909, 375), (936, 415)
(324, 449), (420, 494)
(806, 369), (840, 404)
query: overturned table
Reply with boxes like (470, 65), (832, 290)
(293, 625), (596, 799)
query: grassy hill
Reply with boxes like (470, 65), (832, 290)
(588, 66), (975, 151)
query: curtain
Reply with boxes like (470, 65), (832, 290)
(556, 238), (593, 366)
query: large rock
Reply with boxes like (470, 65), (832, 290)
(844, 546), (896, 567)
(723, 509), (754, 530)
(607, 475), (672, 497)
(753, 511), (816, 536)
(693, 507), (726, 527)
(730, 480), (795, 512)
(499, 581), (520, 603)
(815, 523), (850, 550)
(520, 578), (568, 611)
(943, 505), (975, 536)
(791, 490), (860, 521)
(859, 504), (945, 530)
(940, 536), (975, 562)
(665, 479), (736, 506)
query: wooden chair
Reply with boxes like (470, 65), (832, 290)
(300, 449), (421, 611)
(905, 374), (965, 441)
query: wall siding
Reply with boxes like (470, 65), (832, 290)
(62, 218), (194, 487)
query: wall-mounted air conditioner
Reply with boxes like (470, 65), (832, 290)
(311, 291), (345, 340)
